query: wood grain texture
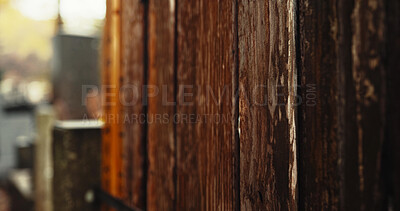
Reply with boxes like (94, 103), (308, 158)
(146, 0), (176, 210)
(101, 0), (124, 199)
(298, 0), (341, 209)
(176, 0), (238, 210)
(121, 0), (146, 209)
(117, 0), (395, 209)
(238, 0), (297, 210)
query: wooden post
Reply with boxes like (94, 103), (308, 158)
(101, 0), (124, 200)
(176, 0), (238, 210)
(34, 106), (55, 211)
(298, 0), (341, 209)
(52, 120), (102, 211)
(238, 0), (298, 210)
(298, 0), (387, 209)
(121, 0), (147, 209)
(146, 0), (176, 210)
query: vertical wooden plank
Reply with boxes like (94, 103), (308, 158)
(298, 0), (387, 209)
(238, 0), (297, 210)
(146, 0), (176, 210)
(176, 0), (238, 210)
(341, 0), (386, 209)
(34, 107), (54, 211)
(298, 0), (341, 209)
(121, 0), (146, 209)
(385, 0), (400, 209)
(102, 0), (124, 199)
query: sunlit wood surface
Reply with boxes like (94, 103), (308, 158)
(101, 0), (124, 201)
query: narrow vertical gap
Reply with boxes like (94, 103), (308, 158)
(233, 0), (240, 210)
(294, 0), (303, 210)
(142, 0), (149, 209)
(172, 0), (179, 210)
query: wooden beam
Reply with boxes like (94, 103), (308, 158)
(238, 0), (298, 210)
(121, 0), (147, 209)
(298, 0), (387, 209)
(146, 0), (176, 210)
(298, 0), (341, 209)
(102, 0), (124, 200)
(176, 0), (239, 210)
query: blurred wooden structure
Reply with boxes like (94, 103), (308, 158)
(101, 0), (400, 210)
(34, 106), (54, 211)
(101, 0), (124, 201)
(52, 121), (102, 211)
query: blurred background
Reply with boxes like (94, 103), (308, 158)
(0, 0), (105, 209)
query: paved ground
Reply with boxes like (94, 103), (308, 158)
(0, 97), (34, 179)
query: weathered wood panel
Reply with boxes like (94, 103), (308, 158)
(176, 0), (238, 210)
(298, 0), (341, 209)
(299, 0), (387, 209)
(146, 0), (176, 210)
(116, 0), (398, 210)
(121, 0), (146, 209)
(238, 0), (297, 210)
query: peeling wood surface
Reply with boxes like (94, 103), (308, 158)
(121, 0), (146, 209)
(146, 0), (176, 210)
(176, 0), (238, 210)
(238, 0), (297, 210)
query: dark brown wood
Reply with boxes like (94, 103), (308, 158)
(176, 0), (238, 210)
(238, 0), (297, 210)
(52, 122), (102, 211)
(340, 0), (386, 209)
(146, 0), (176, 210)
(298, 0), (341, 209)
(121, 0), (146, 209)
(385, 0), (400, 209)
(299, 0), (387, 209)
(117, 0), (397, 209)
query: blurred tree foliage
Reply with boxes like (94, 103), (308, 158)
(0, 0), (54, 80)
(0, 0), (9, 5)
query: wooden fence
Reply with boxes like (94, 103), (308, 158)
(101, 0), (400, 210)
